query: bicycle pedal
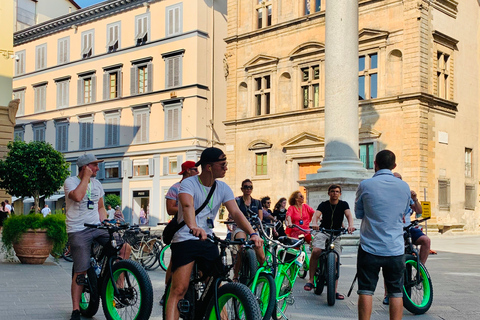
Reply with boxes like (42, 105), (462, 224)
(286, 296), (295, 305)
(177, 299), (191, 314)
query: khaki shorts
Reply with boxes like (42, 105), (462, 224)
(311, 231), (342, 256)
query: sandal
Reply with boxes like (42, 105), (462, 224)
(336, 293), (345, 300)
(304, 283), (314, 291)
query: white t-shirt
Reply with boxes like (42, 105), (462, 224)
(64, 176), (105, 233)
(41, 207), (51, 217)
(173, 176), (234, 243)
(107, 209), (115, 220)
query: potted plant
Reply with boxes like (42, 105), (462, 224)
(1, 213), (67, 264)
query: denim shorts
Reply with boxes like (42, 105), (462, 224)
(356, 246), (405, 297)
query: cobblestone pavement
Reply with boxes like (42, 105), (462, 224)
(0, 234), (479, 320)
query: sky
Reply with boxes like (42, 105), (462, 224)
(75, 0), (107, 9)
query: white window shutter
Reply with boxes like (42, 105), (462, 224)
(173, 108), (179, 139)
(77, 78), (84, 105)
(168, 9), (174, 35)
(176, 155), (183, 174)
(130, 66), (137, 95)
(148, 158), (154, 177)
(91, 75), (97, 103)
(103, 72), (109, 100)
(147, 63), (153, 92)
(163, 157), (168, 175)
(174, 7), (180, 34)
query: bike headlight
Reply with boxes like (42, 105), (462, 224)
(330, 243), (335, 250)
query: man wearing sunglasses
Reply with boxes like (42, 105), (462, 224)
(165, 147), (264, 320)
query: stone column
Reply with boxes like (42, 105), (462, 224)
(301, 1), (369, 229)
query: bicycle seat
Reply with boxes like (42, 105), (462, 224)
(278, 236), (301, 246)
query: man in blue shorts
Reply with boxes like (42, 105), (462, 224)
(165, 147), (264, 320)
(355, 150), (411, 320)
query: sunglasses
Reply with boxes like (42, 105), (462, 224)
(189, 168), (199, 172)
(213, 161), (228, 169)
(242, 185), (253, 190)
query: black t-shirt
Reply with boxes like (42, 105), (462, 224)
(272, 208), (287, 221)
(235, 197), (261, 218)
(316, 200), (350, 229)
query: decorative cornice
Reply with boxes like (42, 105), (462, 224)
(432, 0), (458, 19)
(14, 0), (151, 46)
(432, 30), (459, 50)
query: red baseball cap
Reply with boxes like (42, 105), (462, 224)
(179, 161), (196, 175)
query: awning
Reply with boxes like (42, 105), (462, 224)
(46, 194), (65, 201)
(23, 195), (45, 203)
(11, 196), (20, 202)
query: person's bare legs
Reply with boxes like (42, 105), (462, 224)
(165, 261), (194, 320)
(358, 294), (372, 320)
(416, 235), (431, 265)
(389, 297), (403, 320)
(308, 247), (321, 285)
(71, 271), (87, 310)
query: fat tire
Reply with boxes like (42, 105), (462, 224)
(75, 266), (100, 317)
(326, 252), (336, 306)
(102, 259), (153, 320)
(240, 249), (258, 285)
(402, 254), (433, 315)
(251, 272), (276, 320)
(159, 244), (171, 272)
(205, 282), (262, 320)
(314, 257), (325, 296)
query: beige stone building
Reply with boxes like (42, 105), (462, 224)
(12, 0), (227, 223)
(224, 0), (480, 230)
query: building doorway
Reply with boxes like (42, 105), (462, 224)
(132, 190), (149, 226)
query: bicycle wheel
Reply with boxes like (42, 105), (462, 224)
(314, 257), (325, 296)
(75, 267), (100, 317)
(403, 254), (433, 315)
(141, 239), (162, 271)
(159, 244), (171, 272)
(273, 265), (295, 320)
(326, 251), (336, 306)
(240, 249), (258, 285)
(102, 260), (154, 320)
(206, 282), (262, 320)
(251, 272), (276, 320)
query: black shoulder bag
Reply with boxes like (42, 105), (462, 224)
(162, 181), (217, 245)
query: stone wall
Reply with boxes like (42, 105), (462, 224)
(0, 100), (19, 200)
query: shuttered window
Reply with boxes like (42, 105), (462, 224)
(13, 89), (25, 116)
(164, 103), (181, 140)
(15, 50), (26, 75)
(135, 14), (149, 46)
(438, 179), (450, 211)
(56, 79), (70, 109)
(81, 30), (94, 58)
(105, 112), (120, 147)
(35, 44), (47, 70)
(103, 66), (122, 100)
(107, 22), (120, 52)
(58, 37), (70, 64)
(79, 117), (94, 150)
(465, 184), (476, 210)
(14, 126), (24, 141)
(34, 84), (47, 113)
(77, 72), (96, 105)
(133, 108), (150, 144)
(166, 3), (182, 36)
(33, 123), (46, 142)
(55, 120), (69, 152)
(130, 59), (153, 95)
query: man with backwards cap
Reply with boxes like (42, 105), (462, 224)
(159, 160), (199, 305)
(64, 154), (131, 320)
(165, 147), (265, 320)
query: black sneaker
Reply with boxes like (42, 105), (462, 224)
(70, 309), (81, 320)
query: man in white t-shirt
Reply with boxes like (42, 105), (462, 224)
(41, 204), (51, 217)
(165, 147), (265, 320)
(64, 154), (130, 320)
(106, 204), (115, 220)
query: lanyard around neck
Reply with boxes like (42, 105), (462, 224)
(78, 176), (92, 199)
(198, 176), (214, 210)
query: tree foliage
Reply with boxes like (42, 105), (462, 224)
(105, 194), (121, 208)
(0, 141), (70, 213)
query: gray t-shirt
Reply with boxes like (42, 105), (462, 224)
(64, 176), (105, 233)
(172, 176), (234, 243)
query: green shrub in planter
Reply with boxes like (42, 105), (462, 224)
(1, 213), (67, 257)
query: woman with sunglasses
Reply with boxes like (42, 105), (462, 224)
(286, 191), (315, 241)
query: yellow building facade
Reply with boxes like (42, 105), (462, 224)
(225, 0), (480, 230)
(13, 0), (227, 224)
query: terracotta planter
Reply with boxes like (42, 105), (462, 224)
(12, 229), (53, 264)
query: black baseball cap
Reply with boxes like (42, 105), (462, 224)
(195, 147), (226, 167)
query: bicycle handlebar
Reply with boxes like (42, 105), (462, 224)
(404, 217), (430, 231)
